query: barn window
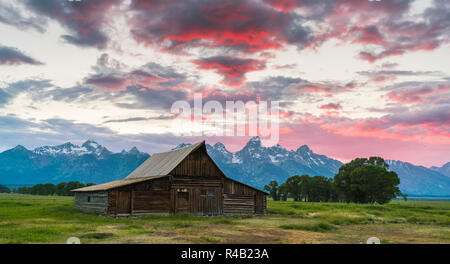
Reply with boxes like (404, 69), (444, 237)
(87, 196), (91, 202)
(200, 190), (207, 196)
(207, 190), (215, 197)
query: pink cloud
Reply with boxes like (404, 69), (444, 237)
(192, 56), (266, 87)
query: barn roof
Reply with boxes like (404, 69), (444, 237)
(126, 141), (205, 179)
(71, 175), (165, 192)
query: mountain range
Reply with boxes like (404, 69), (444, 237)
(0, 137), (449, 196)
(0, 140), (149, 185)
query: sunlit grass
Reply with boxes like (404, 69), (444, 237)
(0, 193), (449, 244)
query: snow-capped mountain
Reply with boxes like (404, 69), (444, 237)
(206, 137), (343, 188)
(33, 140), (112, 158)
(166, 137), (342, 188)
(0, 138), (449, 195)
(0, 141), (149, 184)
(172, 143), (193, 150)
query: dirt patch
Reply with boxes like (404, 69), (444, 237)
(307, 213), (318, 218)
(198, 224), (327, 244)
(80, 233), (114, 239)
(151, 231), (176, 237)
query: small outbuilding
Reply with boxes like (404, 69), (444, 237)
(72, 141), (267, 216)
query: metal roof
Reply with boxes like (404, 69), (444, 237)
(126, 141), (205, 179)
(72, 176), (165, 192)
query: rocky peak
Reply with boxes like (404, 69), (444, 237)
(173, 143), (192, 150)
(128, 146), (141, 155)
(297, 144), (312, 154)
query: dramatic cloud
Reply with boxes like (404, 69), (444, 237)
(317, 105), (450, 144)
(358, 70), (442, 83)
(193, 56), (266, 87)
(277, 0), (449, 62)
(0, 88), (12, 107)
(0, 1), (46, 32)
(41, 86), (94, 103)
(103, 115), (174, 124)
(115, 84), (189, 110)
(0, 45), (42, 65)
(23, 0), (122, 48)
(79, 54), (191, 109)
(84, 54), (188, 91)
(355, 0), (450, 62)
(319, 103), (342, 110)
(384, 81), (450, 104)
(128, 0), (312, 53)
(0, 79), (52, 107)
(243, 76), (357, 104)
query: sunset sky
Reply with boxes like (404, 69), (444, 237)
(0, 0), (449, 167)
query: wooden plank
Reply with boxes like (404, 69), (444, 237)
(115, 189), (118, 216)
(131, 190), (134, 216)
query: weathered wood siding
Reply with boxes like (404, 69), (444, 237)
(74, 191), (108, 215)
(172, 148), (224, 177)
(170, 176), (223, 215)
(255, 192), (267, 214)
(132, 178), (170, 215)
(107, 190), (117, 215)
(169, 147), (226, 216)
(223, 178), (266, 215)
(171, 176), (222, 189)
(107, 178), (170, 216)
(223, 194), (254, 215)
(224, 179), (256, 195)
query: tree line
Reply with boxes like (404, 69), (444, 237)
(12, 181), (94, 196)
(0, 184), (10, 193)
(265, 157), (403, 204)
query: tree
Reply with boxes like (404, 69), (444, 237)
(284, 175), (311, 201)
(14, 181), (89, 196)
(0, 184), (10, 193)
(334, 157), (400, 204)
(400, 193), (408, 202)
(56, 182), (68, 196)
(65, 181), (85, 196)
(278, 183), (288, 201)
(308, 176), (334, 202)
(264, 180), (280, 201)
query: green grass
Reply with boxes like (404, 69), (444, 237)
(0, 193), (449, 244)
(266, 200), (450, 226)
(280, 222), (336, 233)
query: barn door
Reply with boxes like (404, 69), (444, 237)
(176, 190), (189, 213)
(198, 189), (222, 216)
(117, 191), (131, 214)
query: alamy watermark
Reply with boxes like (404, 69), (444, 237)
(171, 94), (280, 146)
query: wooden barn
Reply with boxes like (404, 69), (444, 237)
(72, 141), (267, 216)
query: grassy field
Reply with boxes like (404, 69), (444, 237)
(0, 193), (449, 244)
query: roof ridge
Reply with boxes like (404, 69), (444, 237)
(154, 141), (204, 155)
(124, 141), (206, 179)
